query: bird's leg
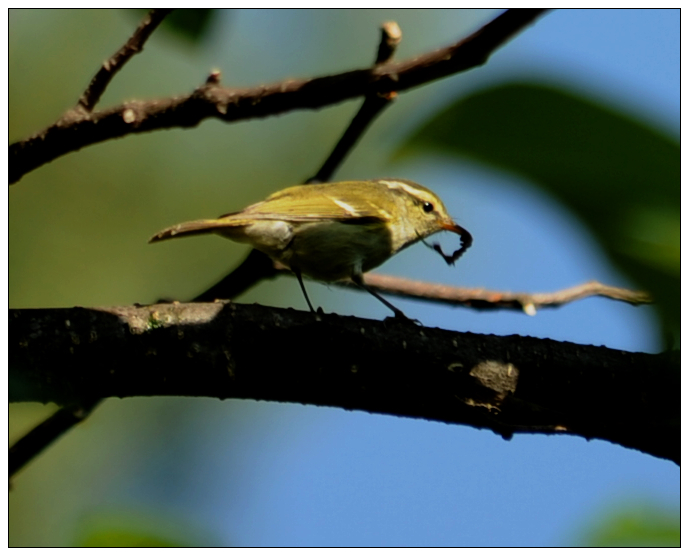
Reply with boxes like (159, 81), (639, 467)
(294, 269), (316, 313)
(352, 274), (408, 320)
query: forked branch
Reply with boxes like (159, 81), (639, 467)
(9, 9), (549, 184)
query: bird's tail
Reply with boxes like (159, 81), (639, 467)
(149, 218), (246, 243)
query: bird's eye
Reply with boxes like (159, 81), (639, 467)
(422, 202), (434, 213)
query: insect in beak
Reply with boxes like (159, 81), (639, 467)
(429, 221), (473, 266)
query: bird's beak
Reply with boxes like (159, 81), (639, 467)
(442, 221), (473, 246)
(434, 220), (473, 265)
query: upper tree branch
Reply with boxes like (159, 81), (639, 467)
(9, 303), (679, 465)
(9, 9), (548, 184)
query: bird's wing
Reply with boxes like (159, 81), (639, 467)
(219, 182), (392, 223)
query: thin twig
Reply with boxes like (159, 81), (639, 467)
(9, 399), (102, 480)
(198, 249), (651, 313)
(375, 20), (403, 64)
(355, 275), (653, 313)
(265, 267), (652, 312)
(9, 9), (549, 184)
(77, 9), (173, 113)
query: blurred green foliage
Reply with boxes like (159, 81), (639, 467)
(80, 530), (183, 548)
(129, 9), (219, 44)
(399, 82), (680, 343)
(163, 9), (218, 43)
(574, 502), (680, 547)
(74, 510), (216, 547)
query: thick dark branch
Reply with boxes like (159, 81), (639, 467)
(9, 9), (548, 184)
(9, 303), (679, 465)
(77, 9), (173, 112)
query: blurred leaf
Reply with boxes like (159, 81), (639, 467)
(75, 511), (215, 547)
(577, 504), (679, 547)
(399, 82), (680, 339)
(164, 9), (217, 42)
(129, 9), (218, 43)
(79, 530), (182, 548)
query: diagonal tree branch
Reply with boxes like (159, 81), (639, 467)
(9, 303), (680, 466)
(307, 20), (402, 184)
(77, 9), (173, 112)
(9, 399), (102, 480)
(195, 20), (406, 302)
(9, 9), (549, 184)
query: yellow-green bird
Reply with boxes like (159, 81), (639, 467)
(150, 179), (472, 317)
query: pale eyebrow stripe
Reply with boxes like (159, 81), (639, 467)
(378, 179), (406, 190)
(379, 180), (433, 203)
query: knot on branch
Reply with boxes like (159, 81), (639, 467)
(458, 359), (519, 411)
